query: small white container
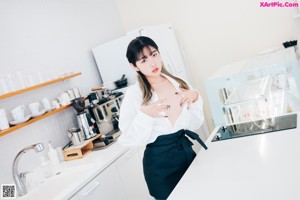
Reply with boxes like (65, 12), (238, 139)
(40, 155), (53, 178)
(47, 142), (60, 165)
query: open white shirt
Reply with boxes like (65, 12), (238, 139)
(118, 74), (204, 147)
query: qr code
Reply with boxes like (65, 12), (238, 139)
(1, 184), (16, 199)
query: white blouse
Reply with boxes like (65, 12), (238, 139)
(117, 74), (204, 147)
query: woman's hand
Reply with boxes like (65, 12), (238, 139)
(176, 89), (199, 108)
(140, 99), (169, 118)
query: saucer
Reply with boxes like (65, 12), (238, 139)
(9, 115), (32, 125)
(31, 109), (46, 118)
(45, 107), (55, 112)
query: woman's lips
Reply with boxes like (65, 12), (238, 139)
(152, 68), (159, 73)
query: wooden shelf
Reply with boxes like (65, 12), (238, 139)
(0, 72), (82, 99)
(0, 103), (72, 137)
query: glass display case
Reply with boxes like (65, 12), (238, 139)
(205, 48), (300, 127)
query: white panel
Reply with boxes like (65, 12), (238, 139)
(92, 35), (137, 86)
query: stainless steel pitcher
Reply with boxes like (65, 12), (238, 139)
(67, 128), (85, 146)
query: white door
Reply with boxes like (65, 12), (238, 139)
(115, 148), (152, 200)
(71, 163), (127, 200)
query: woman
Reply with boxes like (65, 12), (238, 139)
(118, 36), (207, 200)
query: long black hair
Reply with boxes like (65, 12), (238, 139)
(126, 36), (189, 104)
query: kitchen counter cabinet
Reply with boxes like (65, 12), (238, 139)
(169, 112), (300, 200)
(70, 147), (151, 200)
(19, 140), (152, 200)
(115, 148), (151, 200)
(69, 162), (126, 200)
(19, 142), (128, 200)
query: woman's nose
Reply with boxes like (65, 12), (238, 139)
(148, 58), (156, 67)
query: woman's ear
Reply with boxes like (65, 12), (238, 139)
(130, 63), (140, 72)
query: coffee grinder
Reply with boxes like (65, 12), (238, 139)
(71, 97), (98, 140)
(87, 92), (102, 126)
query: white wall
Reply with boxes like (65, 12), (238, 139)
(115, 0), (300, 131)
(0, 0), (124, 185)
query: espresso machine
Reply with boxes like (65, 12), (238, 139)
(87, 91), (123, 134)
(71, 97), (98, 140)
(87, 92), (114, 135)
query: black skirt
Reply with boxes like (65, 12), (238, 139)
(143, 129), (208, 199)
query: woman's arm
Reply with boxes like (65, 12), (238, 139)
(187, 91), (204, 130)
(177, 78), (205, 131)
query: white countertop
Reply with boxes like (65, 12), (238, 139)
(169, 113), (300, 200)
(18, 141), (128, 200)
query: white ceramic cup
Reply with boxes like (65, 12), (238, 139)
(51, 100), (60, 109)
(37, 72), (44, 84)
(42, 98), (51, 110)
(10, 105), (25, 121)
(67, 89), (75, 100)
(27, 74), (36, 87)
(72, 88), (81, 98)
(17, 71), (26, 89)
(28, 102), (40, 115)
(0, 108), (9, 130)
(0, 78), (9, 95)
(57, 92), (71, 106)
(6, 73), (16, 92)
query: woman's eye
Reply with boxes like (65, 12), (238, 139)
(141, 59), (146, 63)
(152, 52), (157, 57)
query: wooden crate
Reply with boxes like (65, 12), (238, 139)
(63, 134), (102, 161)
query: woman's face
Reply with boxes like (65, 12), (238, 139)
(133, 46), (162, 77)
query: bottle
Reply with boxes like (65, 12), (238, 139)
(47, 142), (60, 165)
(40, 155), (53, 178)
(55, 146), (65, 162)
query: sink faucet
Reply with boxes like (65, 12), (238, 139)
(12, 143), (44, 196)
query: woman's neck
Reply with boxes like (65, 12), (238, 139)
(146, 75), (167, 91)
(147, 75), (165, 85)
